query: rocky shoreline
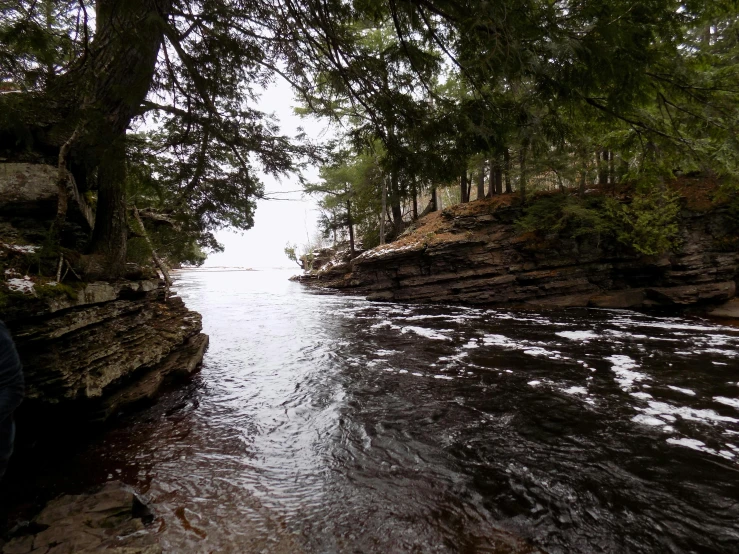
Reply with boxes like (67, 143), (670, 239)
(295, 196), (739, 320)
(1, 482), (161, 554)
(1, 161), (208, 550)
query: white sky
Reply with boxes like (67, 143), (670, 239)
(203, 79), (332, 269)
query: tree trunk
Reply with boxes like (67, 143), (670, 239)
(476, 160), (485, 200)
(412, 180), (418, 220)
(84, 0), (173, 277)
(90, 140), (128, 277)
(518, 146), (527, 202)
(598, 149), (609, 185)
(390, 170), (403, 235)
(494, 163), (503, 195)
(132, 203), (172, 286)
(346, 199), (355, 258)
(460, 171), (469, 203)
(380, 176), (387, 245)
(487, 159), (494, 197)
(504, 148), (512, 193)
(431, 186), (437, 212)
(609, 150), (616, 187)
(579, 170), (586, 197)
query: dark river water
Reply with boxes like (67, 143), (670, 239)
(6, 269), (739, 553)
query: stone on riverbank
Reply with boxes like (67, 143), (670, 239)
(1, 482), (161, 554)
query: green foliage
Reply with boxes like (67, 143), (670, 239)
(284, 243), (301, 267)
(517, 188), (682, 256)
(516, 195), (615, 241)
(604, 190), (682, 255)
(35, 281), (78, 300)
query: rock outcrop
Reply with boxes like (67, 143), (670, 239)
(3, 279), (207, 425)
(0, 161), (208, 427)
(310, 197), (739, 313)
(1, 482), (161, 554)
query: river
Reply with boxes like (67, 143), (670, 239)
(8, 269), (739, 552)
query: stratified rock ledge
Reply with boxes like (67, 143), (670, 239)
(5, 279), (208, 426)
(296, 198), (739, 318)
(1, 482), (161, 554)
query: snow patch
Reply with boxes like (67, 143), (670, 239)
(6, 277), (35, 294)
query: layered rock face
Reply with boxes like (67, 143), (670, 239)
(321, 198), (738, 313)
(0, 161), (208, 426)
(7, 282), (208, 424)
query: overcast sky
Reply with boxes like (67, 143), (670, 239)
(203, 79), (332, 269)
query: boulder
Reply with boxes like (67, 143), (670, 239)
(708, 297), (739, 319)
(2, 482), (161, 554)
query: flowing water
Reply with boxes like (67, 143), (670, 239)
(7, 269), (739, 553)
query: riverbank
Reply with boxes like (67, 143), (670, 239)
(295, 187), (739, 320)
(5, 269), (739, 552)
(1, 482), (161, 554)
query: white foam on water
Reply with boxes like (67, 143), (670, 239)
(605, 355), (649, 391)
(482, 334), (519, 348)
(524, 348), (550, 357)
(713, 361), (728, 366)
(639, 400), (739, 424)
(398, 369), (408, 374)
(375, 350), (397, 356)
(667, 437), (712, 452)
(702, 348), (739, 357)
(411, 372), (423, 377)
(714, 397), (739, 410)
(462, 340), (480, 349)
(528, 380), (542, 386)
(556, 330), (599, 341)
(668, 386), (697, 396)
(632, 414), (665, 426)
(562, 386), (588, 396)
(400, 326), (452, 341)
(631, 392), (653, 400)
(433, 375), (454, 380)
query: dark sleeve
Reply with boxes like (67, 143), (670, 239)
(0, 321), (24, 423)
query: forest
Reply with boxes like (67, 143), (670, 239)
(1, 1), (738, 279)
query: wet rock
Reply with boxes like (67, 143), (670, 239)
(646, 281), (736, 305)
(589, 289), (646, 309)
(2, 482), (161, 554)
(3, 282), (208, 426)
(708, 298), (739, 319)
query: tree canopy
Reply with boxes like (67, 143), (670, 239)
(2, 0), (738, 276)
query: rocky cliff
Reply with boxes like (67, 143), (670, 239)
(6, 280), (208, 426)
(307, 195), (739, 317)
(0, 162), (208, 428)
